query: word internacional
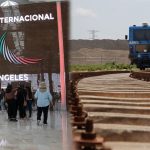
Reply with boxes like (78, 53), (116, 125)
(0, 13), (55, 23)
(0, 74), (29, 81)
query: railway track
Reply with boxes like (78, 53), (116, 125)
(77, 73), (150, 150)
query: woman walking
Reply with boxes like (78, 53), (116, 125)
(26, 86), (33, 118)
(5, 84), (17, 121)
(16, 84), (27, 119)
(34, 82), (52, 125)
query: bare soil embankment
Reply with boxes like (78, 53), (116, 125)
(69, 40), (130, 64)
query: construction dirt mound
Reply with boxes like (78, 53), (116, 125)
(69, 40), (129, 64)
(70, 39), (128, 51)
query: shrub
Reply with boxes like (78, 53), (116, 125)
(69, 63), (137, 72)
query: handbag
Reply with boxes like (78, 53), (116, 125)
(24, 100), (27, 106)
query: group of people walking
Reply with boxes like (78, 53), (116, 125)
(1, 81), (53, 125)
(5, 83), (33, 121)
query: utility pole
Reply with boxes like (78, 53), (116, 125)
(89, 30), (99, 40)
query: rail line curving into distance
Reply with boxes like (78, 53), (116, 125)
(75, 71), (150, 150)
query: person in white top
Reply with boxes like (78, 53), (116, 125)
(34, 82), (52, 125)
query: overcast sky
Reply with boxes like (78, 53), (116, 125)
(71, 0), (150, 40)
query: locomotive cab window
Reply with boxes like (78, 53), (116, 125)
(133, 29), (150, 41)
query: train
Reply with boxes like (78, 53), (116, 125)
(126, 23), (150, 70)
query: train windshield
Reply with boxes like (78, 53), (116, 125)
(133, 29), (150, 41)
(136, 44), (150, 52)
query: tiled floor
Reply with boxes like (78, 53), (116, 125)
(0, 110), (73, 150)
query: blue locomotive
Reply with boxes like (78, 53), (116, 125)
(127, 23), (150, 70)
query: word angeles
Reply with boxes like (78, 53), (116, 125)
(0, 74), (29, 81)
(0, 13), (54, 23)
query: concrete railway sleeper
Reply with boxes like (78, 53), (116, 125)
(68, 72), (120, 150)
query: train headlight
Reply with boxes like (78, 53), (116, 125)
(137, 54), (141, 58)
(144, 49), (147, 52)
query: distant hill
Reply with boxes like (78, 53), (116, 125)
(70, 39), (128, 51)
